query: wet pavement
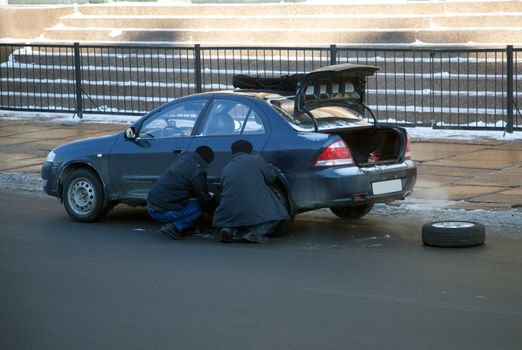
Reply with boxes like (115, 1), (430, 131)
(0, 119), (521, 210)
(412, 136), (522, 210)
(2, 189), (521, 350)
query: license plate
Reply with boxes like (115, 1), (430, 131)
(372, 179), (402, 195)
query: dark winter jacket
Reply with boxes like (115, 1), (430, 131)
(212, 152), (289, 228)
(147, 153), (211, 212)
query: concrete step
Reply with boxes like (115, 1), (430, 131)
(74, 1), (522, 17)
(59, 15), (432, 31)
(432, 13), (522, 27)
(40, 1), (522, 45)
(0, 93), (168, 114)
(42, 26), (522, 45)
(1, 91), (509, 128)
(43, 27), (417, 44)
(3, 59), (516, 93)
(4, 1), (522, 46)
(7, 45), (518, 64)
(8, 46), (519, 75)
(0, 93), (77, 112)
(1, 77), (512, 112)
(58, 13), (522, 32)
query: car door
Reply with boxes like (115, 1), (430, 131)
(109, 97), (210, 200)
(187, 96), (270, 196)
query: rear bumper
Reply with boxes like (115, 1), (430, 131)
(290, 160), (417, 212)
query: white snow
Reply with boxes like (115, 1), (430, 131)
(0, 110), (139, 125)
(0, 109), (520, 140)
(108, 29), (123, 38)
(406, 125), (522, 140)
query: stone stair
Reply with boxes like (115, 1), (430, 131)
(39, 0), (522, 46)
(1, 1), (521, 130)
(2, 44), (520, 128)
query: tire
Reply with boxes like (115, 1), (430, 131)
(269, 185), (293, 237)
(422, 221), (485, 248)
(62, 168), (109, 222)
(330, 204), (374, 219)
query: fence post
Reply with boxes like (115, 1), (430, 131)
(430, 49), (435, 126)
(73, 42), (83, 119)
(330, 44), (337, 65)
(506, 45), (514, 133)
(194, 44), (202, 93)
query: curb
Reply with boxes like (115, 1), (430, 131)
(0, 171), (43, 192)
(2, 171), (520, 231)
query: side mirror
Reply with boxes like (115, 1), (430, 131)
(124, 127), (136, 140)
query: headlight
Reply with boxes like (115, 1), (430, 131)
(45, 150), (56, 163)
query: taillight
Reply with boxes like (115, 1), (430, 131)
(313, 139), (354, 167)
(405, 132), (411, 160)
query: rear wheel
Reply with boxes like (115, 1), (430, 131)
(269, 185), (292, 237)
(62, 168), (109, 222)
(330, 204), (374, 219)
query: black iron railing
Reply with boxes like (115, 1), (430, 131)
(0, 43), (520, 131)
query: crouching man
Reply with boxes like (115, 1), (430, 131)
(213, 140), (290, 243)
(147, 146), (215, 240)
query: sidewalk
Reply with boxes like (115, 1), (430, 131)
(1, 119), (521, 210)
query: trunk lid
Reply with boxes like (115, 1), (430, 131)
(294, 63), (379, 114)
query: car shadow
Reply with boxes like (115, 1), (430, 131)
(97, 205), (401, 247)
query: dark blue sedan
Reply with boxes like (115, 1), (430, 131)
(41, 63), (416, 222)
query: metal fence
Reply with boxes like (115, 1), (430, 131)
(0, 43), (520, 131)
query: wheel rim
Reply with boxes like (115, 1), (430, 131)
(68, 177), (96, 215)
(432, 221), (475, 229)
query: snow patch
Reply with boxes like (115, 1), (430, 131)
(372, 198), (522, 230)
(406, 126), (522, 141)
(0, 110), (139, 125)
(0, 109), (520, 140)
(108, 29), (123, 38)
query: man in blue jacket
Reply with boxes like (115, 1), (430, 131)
(213, 140), (290, 243)
(147, 146), (214, 240)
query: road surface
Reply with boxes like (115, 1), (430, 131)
(1, 189), (521, 350)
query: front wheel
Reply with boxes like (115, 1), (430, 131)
(62, 168), (109, 222)
(330, 204), (374, 219)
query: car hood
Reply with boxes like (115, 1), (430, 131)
(53, 134), (118, 159)
(294, 63), (379, 113)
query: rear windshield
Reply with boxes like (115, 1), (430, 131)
(269, 97), (369, 131)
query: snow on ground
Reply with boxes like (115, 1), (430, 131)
(1, 109), (520, 141)
(374, 197), (521, 228)
(2, 173), (520, 231)
(1, 108), (520, 221)
(406, 126), (522, 141)
(0, 110), (140, 126)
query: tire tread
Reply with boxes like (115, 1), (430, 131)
(422, 221), (485, 248)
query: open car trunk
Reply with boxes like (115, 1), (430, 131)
(331, 126), (406, 167)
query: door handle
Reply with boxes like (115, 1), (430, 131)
(172, 148), (184, 154)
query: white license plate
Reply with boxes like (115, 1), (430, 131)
(372, 179), (403, 195)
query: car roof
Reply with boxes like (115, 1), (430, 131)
(205, 90), (290, 101)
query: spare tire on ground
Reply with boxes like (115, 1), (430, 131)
(422, 221), (486, 248)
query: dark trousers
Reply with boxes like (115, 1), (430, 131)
(221, 220), (284, 236)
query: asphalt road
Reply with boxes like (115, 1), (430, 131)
(1, 189), (521, 350)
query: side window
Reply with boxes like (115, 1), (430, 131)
(139, 99), (207, 139)
(199, 99), (265, 136)
(242, 109), (265, 135)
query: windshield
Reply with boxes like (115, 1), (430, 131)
(269, 97), (369, 131)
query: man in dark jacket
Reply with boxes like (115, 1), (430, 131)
(147, 146), (214, 240)
(213, 140), (289, 243)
